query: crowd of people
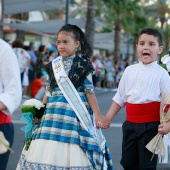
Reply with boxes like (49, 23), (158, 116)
(8, 39), (58, 100)
(9, 38), (129, 100)
(91, 55), (129, 89)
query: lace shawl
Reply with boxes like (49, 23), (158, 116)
(45, 55), (94, 92)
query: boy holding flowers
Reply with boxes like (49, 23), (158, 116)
(100, 28), (170, 170)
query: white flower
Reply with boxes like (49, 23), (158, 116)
(161, 54), (169, 63)
(22, 99), (45, 110)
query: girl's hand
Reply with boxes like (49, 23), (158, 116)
(158, 122), (170, 135)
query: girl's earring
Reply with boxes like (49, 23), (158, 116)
(75, 47), (80, 56)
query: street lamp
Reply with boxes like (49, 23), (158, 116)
(65, 0), (78, 25)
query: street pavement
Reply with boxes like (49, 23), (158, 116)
(6, 88), (170, 170)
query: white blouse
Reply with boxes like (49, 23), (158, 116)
(0, 39), (22, 115)
(113, 60), (170, 108)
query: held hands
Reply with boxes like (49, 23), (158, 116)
(95, 114), (111, 129)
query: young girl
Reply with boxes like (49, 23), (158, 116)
(16, 24), (113, 170)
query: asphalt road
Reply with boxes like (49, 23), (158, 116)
(6, 88), (170, 170)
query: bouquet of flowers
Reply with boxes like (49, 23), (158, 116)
(0, 131), (13, 154)
(146, 93), (170, 160)
(21, 98), (46, 150)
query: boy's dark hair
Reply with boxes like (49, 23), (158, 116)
(138, 28), (163, 46)
(58, 24), (93, 58)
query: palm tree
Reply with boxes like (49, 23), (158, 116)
(85, 0), (96, 49)
(122, 3), (148, 62)
(142, 0), (170, 57)
(97, 0), (143, 61)
(144, 0), (170, 29)
(12, 13), (29, 40)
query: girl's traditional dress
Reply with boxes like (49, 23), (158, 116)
(17, 55), (113, 170)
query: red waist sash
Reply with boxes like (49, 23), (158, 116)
(0, 111), (12, 125)
(126, 102), (160, 123)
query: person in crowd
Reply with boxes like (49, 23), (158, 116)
(28, 42), (37, 96)
(16, 24), (113, 170)
(123, 58), (129, 69)
(100, 28), (170, 170)
(47, 50), (56, 62)
(0, 38), (22, 170)
(100, 56), (107, 88)
(12, 39), (31, 99)
(91, 56), (97, 87)
(36, 45), (49, 75)
(93, 56), (103, 88)
(31, 72), (46, 100)
(105, 57), (115, 88)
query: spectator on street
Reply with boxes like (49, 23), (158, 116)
(36, 45), (49, 75)
(28, 42), (37, 96)
(105, 57), (115, 88)
(31, 72), (46, 100)
(12, 39), (31, 99)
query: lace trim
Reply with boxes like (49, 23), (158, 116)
(45, 56), (94, 92)
(18, 154), (94, 170)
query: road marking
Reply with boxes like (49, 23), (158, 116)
(110, 123), (122, 127)
(13, 120), (27, 124)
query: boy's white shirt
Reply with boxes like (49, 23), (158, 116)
(113, 60), (170, 107)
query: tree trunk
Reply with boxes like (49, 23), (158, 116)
(85, 0), (96, 49)
(14, 13), (29, 41)
(16, 30), (25, 40)
(0, 0), (4, 38)
(113, 22), (121, 61)
(132, 39), (137, 62)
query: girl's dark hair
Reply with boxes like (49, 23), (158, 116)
(138, 28), (163, 46)
(58, 24), (93, 58)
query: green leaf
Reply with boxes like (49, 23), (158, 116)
(22, 106), (36, 117)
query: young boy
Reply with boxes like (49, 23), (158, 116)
(103, 28), (170, 170)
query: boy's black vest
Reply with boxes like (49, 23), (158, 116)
(45, 55), (94, 91)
